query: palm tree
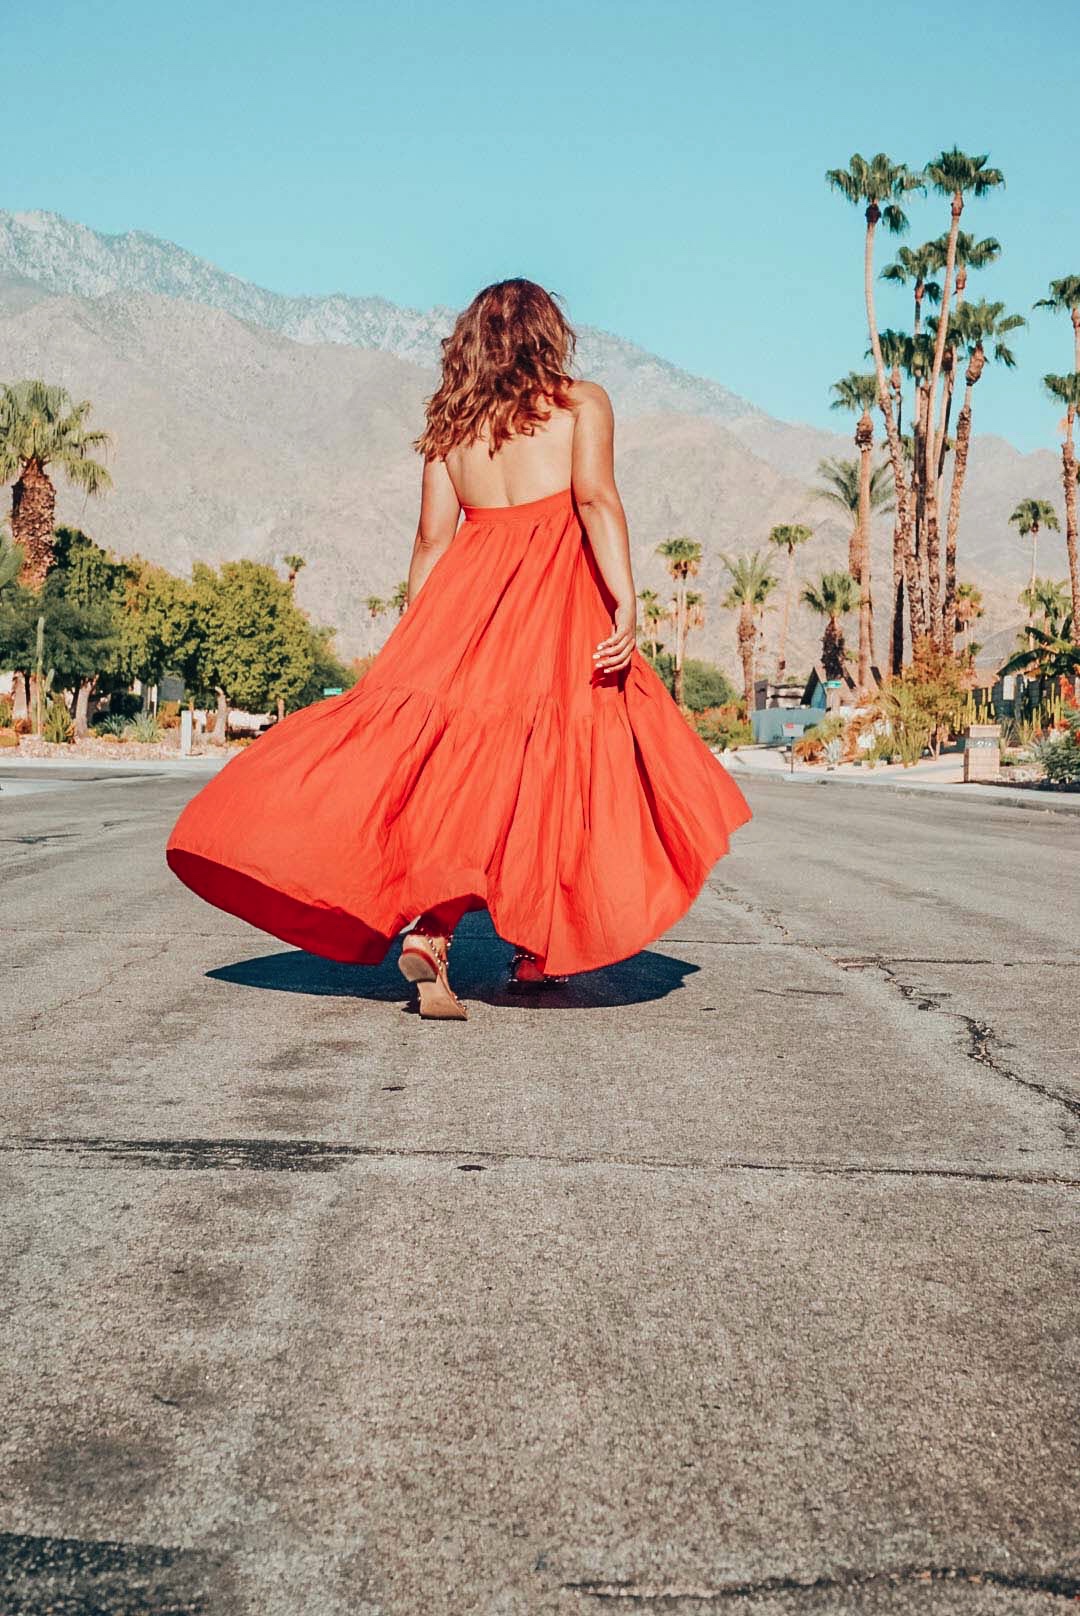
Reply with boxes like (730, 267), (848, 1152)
(657, 536), (702, 706)
(954, 581), (983, 656)
(283, 553), (306, 588)
(722, 552), (777, 715)
(830, 371), (883, 689)
(390, 579), (409, 616)
(1043, 373), (1080, 630)
(1009, 501), (1060, 648)
(767, 523), (813, 681)
(0, 382), (112, 589)
(999, 615), (1080, 684)
(1034, 276), (1080, 371)
(637, 586), (667, 661)
(881, 241), (944, 337)
(931, 233), (1002, 500)
(826, 152), (924, 650)
(1019, 577), (1069, 623)
(941, 300), (1025, 652)
(801, 571), (858, 682)
(920, 150), (1005, 645)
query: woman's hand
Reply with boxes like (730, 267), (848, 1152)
(593, 601), (637, 675)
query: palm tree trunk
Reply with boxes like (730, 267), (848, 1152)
(863, 210), (922, 647)
(1063, 409), (1080, 630)
(822, 617), (844, 682)
(942, 359), (982, 657)
(775, 546), (795, 680)
(890, 523), (905, 675)
(673, 583), (687, 706)
(12, 459), (57, 591)
(923, 192), (963, 649)
(855, 410), (874, 692)
(738, 608), (755, 715)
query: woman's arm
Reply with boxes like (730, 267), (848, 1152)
(571, 382), (637, 673)
(406, 457), (462, 605)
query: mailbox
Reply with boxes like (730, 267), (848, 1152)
(964, 723), (1000, 783)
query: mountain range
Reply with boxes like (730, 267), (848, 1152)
(0, 209), (1066, 676)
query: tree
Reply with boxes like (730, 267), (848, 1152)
(637, 587), (667, 661)
(1019, 578), (1070, 624)
(801, 571), (858, 681)
(721, 551), (777, 715)
(919, 150), (1005, 645)
(283, 553), (307, 588)
(0, 382), (112, 589)
(881, 241), (943, 337)
(941, 300), (1025, 652)
(954, 581), (983, 656)
(999, 616), (1080, 685)
(192, 560), (316, 742)
(830, 371), (882, 689)
(657, 536), (703, 706)
(766, 523), (813, 681)
(390, 580), (409, 616)
(826, 152), (924, 654)
(119, 559), (201, 713)
(1009, 500), (1060, 607)
(1043, 373), (1080, 629)
(0, 572), (118, 733)
(50, 528), (128, 732)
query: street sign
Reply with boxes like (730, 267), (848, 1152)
(322, 686), (344, 697)
(825, 679), (844, 688)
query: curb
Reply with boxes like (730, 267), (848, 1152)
(725, 761), (1080, 817)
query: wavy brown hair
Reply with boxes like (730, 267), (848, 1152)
(415, 279), (576, 460)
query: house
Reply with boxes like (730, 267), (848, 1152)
(802, 663), (881, 713)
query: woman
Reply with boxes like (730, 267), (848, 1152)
(167, 279), (751, 1019)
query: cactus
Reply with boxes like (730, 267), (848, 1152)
(42, 700), (74, 745)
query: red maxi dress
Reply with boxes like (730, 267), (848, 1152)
(166, 488), (751, 975)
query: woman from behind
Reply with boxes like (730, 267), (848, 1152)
(167, 279), (751, 1018)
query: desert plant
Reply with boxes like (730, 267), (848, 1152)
(42, 699), (74, 744)
(691, 704), (753, 750)
(126, 712), (163, 743)
(93, 713), (129, 738)
(1031, 730), (1080, 784)
(0, 382), (112, 588)
(792, 714), (846, 763)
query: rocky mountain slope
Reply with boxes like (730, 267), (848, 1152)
(0, 210), (1067, 675)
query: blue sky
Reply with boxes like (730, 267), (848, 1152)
(8, 0), (1078, 450)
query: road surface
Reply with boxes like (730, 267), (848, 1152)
(2, 765), (1078, 1615)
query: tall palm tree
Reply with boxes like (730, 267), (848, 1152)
(390, 579), (409, 616)
(941, 300), (1025, 652)
(283, 553), (306, 588)
(767, 523), (813, 681)
(931, 232), (1002, 501)
(830, 371), (882, 689)
(0, 382), (112, 589)
(1009, 500), (1060, 614)
(637, 587), (667, 661)
(721, 552), (777, 715)
(1043, 372), (1080, 630)
(801, 571), (858, 682)
(657, 536), (702, 706)
(881, 241), (943, 337)
(1034, 275), (1080, 371)
(920, 150), (1005, 645)
(826, 152), (924, 650)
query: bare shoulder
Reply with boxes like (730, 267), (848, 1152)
(567, 378), (613, 418)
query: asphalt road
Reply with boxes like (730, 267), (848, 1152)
(2, 765), (1078, 1616)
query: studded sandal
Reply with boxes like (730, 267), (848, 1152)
(508, 949), (567, 989)
(398, 931), (468, 1020)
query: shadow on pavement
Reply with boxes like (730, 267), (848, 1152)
(207, 911), (699, 1010)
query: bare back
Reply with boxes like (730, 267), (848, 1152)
(444, 396), (577, 509)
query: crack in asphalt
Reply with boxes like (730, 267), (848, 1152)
(710, 883), (1080, 1144)
(562, 1562), (1080, 1602)
(4, 1134), (1078, 1189)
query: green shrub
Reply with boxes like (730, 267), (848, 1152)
(0, 696), (12, 727)
(42, 700), (75, 745)
(1032, 731), (1080, 785)
(93, 714), (129, 738)
(648, 654), (738, 712)
(126, 713), (163, 743)
(692, 704), (752, 750)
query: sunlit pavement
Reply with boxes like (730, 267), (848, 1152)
(2, 768), (1078, 1615)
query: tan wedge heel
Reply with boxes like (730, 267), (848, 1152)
(398, 933), (468, 1020)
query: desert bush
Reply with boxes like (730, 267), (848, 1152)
(692, 703), (752, 750)
(42, 701), (75, 745)
(793, 715), (844, 763)
(0, 696), (12, 727)
(1032, 729), (1080, 785)
(126, 713), (163, 743)
(13, 717), (32, 736)
(93, 714), (129, 738)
